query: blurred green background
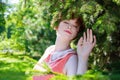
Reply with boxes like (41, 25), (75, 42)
(0, 0), (120, 80)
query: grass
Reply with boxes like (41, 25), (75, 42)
(0, 53), (37, 80)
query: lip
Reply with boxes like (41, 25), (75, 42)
(64, 30), (72, 34)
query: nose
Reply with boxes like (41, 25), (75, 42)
(68, 25), (72, 29)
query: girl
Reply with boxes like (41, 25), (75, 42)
(33, 16), (96, 80)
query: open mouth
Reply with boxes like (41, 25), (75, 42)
(64, 30), (72, 34)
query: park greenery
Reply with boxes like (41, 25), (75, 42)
(0, 0), (120, 80)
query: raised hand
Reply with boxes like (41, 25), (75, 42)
(77, 29), (96, 59)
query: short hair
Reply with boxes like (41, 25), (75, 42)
(51, 12), (85, 45)
(72, 16), (85, 33)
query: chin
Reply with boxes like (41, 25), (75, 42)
(63, 36), (73, 41)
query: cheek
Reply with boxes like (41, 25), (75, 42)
(67, 30), (78, 37)
(72, 29), (78, 34)
(58, 24), (66, 30)
(57, 26), (64, 33)
(72, 30), (78, 38)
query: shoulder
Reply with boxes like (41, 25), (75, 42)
(33, 45), (55, 70)
(66, 49), (77, 65)
(39, 45), (55, 60)
(45, 45), (55, 53)
(67, 54), (78, 65)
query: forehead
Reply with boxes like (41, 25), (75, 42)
(69, 19), (78, 25)
(63, 19), (78, 25)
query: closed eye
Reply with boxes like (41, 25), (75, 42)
(63, 21), (78, 28)
(63, 21), (69, 24)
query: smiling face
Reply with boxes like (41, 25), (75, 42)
(56, 18), (80, 41)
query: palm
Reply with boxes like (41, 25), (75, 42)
(77, 29), (96, 58)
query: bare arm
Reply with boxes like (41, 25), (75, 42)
(64, 29), (96, 76)
(77, 29), (96, 74)
(77, 56), (88, 74)
(65, 55), (78, 76)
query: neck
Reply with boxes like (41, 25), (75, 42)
(55, 37), (71, 52)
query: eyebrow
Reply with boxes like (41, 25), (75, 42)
(69, 22), (78, 28)
(64, 21), (78, 27)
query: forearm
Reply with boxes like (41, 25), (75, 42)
(76, 29), (96, 75)
(76, 56), (88, 75)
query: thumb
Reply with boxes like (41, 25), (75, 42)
(77, 37), (83, 47)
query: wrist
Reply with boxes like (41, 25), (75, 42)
(77, 54), (89, 61)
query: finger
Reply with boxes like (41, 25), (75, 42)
(93, 35), (96, 46)
(77, 37), (83, 46)
(83, 32), (86, 43)
(87, 29), (90, 42)
(90, 29), (93, 43)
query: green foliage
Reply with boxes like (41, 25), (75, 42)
(0, 39), (25, 54)
(0, 54), (37, 80)
(32, 62), (110, 80)
(0, 1), (6, 35)
(2, 0), (56, 56)
(113, 0), (120, 5)
(0, 0), (120, 79)
(0, 53), (119, 80)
